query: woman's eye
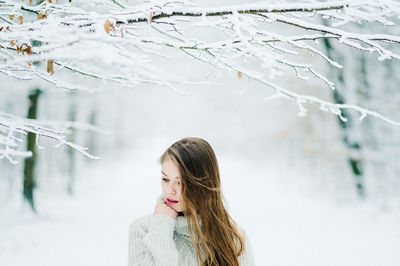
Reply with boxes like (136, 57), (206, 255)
(162, 178), (169, 182)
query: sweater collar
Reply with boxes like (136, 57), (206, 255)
(175, 215), (190, 236)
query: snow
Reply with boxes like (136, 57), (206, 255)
(1, 1), (400, 265)
(1, 144), (399, 266)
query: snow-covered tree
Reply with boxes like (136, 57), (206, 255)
(1, 0), (400, 163)
(319, 18), (400, 200)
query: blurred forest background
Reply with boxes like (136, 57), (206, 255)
(1, 0), (400, 265)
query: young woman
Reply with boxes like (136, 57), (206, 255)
(128, 137), (255, 266)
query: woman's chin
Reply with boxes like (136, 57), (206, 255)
(172, 206), (182, 212)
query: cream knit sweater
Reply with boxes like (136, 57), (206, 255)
(128, 196), (255, 266)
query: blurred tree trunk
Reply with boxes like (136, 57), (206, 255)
(86, 104), (98, 160)
(23, 88), (42, 211)
(67, 92), (77, 195)
(321, 29), (365, 198)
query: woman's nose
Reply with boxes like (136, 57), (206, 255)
(168, 184), (176, 195)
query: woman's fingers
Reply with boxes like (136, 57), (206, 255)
(154, 202), (178, 219)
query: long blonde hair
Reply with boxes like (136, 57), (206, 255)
(160, 137), (245, 266)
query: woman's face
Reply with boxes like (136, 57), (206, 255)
(161, 157), (184, 212)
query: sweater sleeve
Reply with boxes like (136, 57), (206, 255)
(239, 230), (256, 266)
(128, 215), (180, 266)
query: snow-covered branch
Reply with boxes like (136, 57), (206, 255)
(1, 0), (400, 161)
(0, 112), (100, 164)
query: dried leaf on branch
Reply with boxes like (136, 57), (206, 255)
(47, 60), (55, 75)
(104, 20), (115, 34)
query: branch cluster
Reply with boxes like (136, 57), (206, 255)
(1, 0), (400, 161)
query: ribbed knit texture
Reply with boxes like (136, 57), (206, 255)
(128, 196), (256, 266)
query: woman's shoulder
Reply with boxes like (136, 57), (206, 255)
(234, 224), (248, 240)
(236, 226), (255, 265)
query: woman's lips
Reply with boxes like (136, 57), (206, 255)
(165, 198), (179, 205)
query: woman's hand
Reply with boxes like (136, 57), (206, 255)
(153, 202), (178, 219)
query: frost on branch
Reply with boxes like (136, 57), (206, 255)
(1, 0), (400, 160)
(0, 112), (100, 164)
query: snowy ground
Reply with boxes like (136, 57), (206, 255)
(1, 143), (400, 266)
